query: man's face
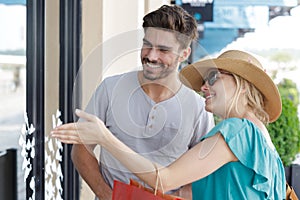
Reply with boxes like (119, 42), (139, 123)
(140, 28), (184, 81)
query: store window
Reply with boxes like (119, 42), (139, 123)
(0, 1), (26, 200)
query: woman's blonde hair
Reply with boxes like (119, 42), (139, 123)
(227, 74), (270, 125)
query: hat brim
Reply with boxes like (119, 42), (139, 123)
(179, 58), (282, 122)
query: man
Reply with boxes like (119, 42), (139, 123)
(71, 5), (214, 199)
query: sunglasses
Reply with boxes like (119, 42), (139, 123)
(203, 70), (232, 86)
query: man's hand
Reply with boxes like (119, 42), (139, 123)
(172, 184), (192, 200)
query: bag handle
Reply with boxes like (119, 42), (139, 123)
(154, 163), (165, 195)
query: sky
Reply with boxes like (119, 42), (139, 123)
(226, 5), (300, 50)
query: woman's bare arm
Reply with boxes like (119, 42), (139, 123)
(51, 109), (237, 192)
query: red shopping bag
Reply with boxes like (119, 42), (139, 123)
(112, 179), (185, 200)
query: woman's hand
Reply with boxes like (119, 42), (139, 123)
(51, 109), (110, 145)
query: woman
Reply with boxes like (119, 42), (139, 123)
(52, 50), (286, 199)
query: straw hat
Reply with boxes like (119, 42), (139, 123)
(179, 50), (282, 122)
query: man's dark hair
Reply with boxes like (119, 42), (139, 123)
(142, 5), (198, 48)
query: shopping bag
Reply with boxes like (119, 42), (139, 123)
(286, 182), (299, 200)
(112, 179), (185, 200)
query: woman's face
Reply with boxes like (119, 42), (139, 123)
(200, 69), (236, 118)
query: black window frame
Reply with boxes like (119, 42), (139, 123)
(59, 0), (81, 199)
(26, 0), (45, 198)
(26, 0), (81, 199)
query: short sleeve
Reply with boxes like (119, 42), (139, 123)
(201, 118), (286, 199)
(84, 78), (110, 122)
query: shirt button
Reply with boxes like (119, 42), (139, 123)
(149, 125), (153, 128)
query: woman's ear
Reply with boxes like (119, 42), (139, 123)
(179, 47), (191, 63)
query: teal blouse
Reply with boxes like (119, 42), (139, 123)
(192, 118), (286, 200)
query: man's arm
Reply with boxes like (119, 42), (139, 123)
(71, 144), (112, 200)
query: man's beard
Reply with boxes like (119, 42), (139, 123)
(142, 58), (177, 81)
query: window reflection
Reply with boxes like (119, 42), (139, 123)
(0, 3), (26, 200)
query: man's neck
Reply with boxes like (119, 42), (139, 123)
(138, 71), (182, 103)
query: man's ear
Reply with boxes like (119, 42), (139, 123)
(179, 47), (191, 63)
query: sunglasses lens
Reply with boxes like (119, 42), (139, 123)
(206, 71), (218, 86)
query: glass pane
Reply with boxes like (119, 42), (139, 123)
(0, 3), (26, 200)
